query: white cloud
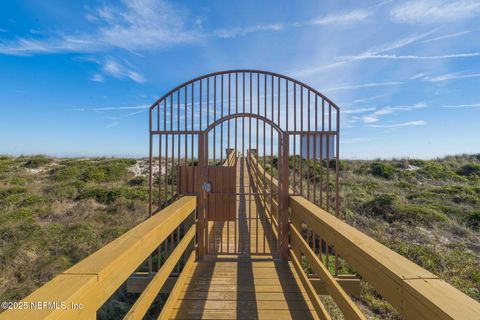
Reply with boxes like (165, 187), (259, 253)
(440, 103), (480, 108)
(391, 0), (480, 24)
(422, 72), (480, 82)
(0, 37), (100, 56)
(365, 29), (439, 54)
(343, 107), (377, 114)
(214, 24), (286, 38)
(419, 30), (471, 43)
(100, 59), (146, 83)
(352, 94), (386, 103)
(362, 116), (380, 124)
(308, 9), (371, 26)
(214, 9), (371, 38)
(91, 73), (104, 82)
(339, 52), (480, 60)
(322, 81), (404, 92)
(410, 72), (427, 80)
(293, 26), (478, 79)
(90, 0), (199, 50)
(375, 0), (394, 7)
(342, 137), (378, 144)
(74, 103), (150, 128)
(73, 104), (149, 112)
(0, 3), (372, 55)
(106, 121), (121, 128)
(293, 29), (438, 77)
(367, 120), (427, 128)
(358, 103), (428, 124)
(0, 0), (200, 56)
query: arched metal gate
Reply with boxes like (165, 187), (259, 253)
(149, 70), (340, 260)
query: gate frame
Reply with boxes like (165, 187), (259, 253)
(198, 113), (288, 259)
(148, 69), (341, 264)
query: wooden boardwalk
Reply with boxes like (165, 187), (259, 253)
(170, 158), (315, 319)
(207, 157), (277, 255)
(170, 256), (319, 319)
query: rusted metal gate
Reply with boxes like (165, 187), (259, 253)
(202, 113), (285, 256)
(149, 70), (340, 260)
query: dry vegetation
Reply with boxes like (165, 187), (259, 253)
(0, 154), (479, 319)
(277, 154), (480, 319)
(0, 155), (151, 318)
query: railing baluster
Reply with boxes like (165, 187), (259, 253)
(334, 251), (339, 276)
(325, 241), (330, 271)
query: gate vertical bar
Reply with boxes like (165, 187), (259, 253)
(147, 69), (341, 259)
(280, 132), (289, 260)
(197, 133), (206, 258)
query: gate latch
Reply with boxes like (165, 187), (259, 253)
(202, 182), (212, 193)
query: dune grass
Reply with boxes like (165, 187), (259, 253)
(0, 154), (478, 319)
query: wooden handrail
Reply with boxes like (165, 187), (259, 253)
(290, 196), (480, 320)
(248, 154), (480, 319)
(124, 225), (195, 320)
(157, 251), (196, 319)
(247, 151), (294, 194)
(247, 151), (280, 192)
(247, 153), (279, 233)
(0, 196), (197, 320)
(224, 149), (237, 167)
(289, 248), (332, 320)
(290, 223), (366, 320)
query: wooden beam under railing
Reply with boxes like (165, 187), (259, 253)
(290, 196), (480, 320)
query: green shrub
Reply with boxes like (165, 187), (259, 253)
(49, 166), (81, 181)
(271, 157), (279, 168)
(457, 164), (480, 177)
(369, 162), (396, 179)
(128, 176), (146, 186)
(78, 185), (147, 205)
(9, 177), (30, 186)
(432, 185), (480, 205)
(288, 155), (301, 169)
(362, 194), (400, 222)
(0, 186), (27, 197)
(0, 208), (37, 223)
(468, 212), (480, 229)
(0, 187), (27, 205)
(0, 158), (15, 174)
(418, 162), (459, 180)
(397, 204), (447, 223)
(166, 171), (177, 185)
(323, 159), (344, 170)
(119, 187), (148, 201)
(44, 182), (84, 200)
(19, 194), (45, 207)
(264, 163), (272, 173)
(407, 159), (426, 167)
(23, 156), (52, 168)
(50, 159), (135, 183)
(362, 194), (446, 224)
(79, 187), (121, 205)
(360, 282), (399, 319)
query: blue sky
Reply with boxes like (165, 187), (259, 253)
(0, 0), (479, 159)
